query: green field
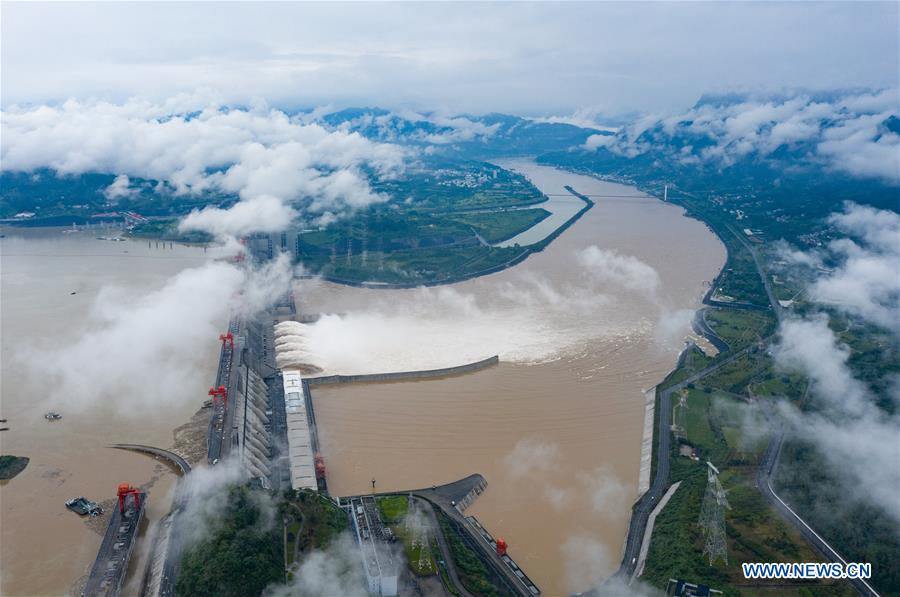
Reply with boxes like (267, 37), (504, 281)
(704, 309), (776, 351)
(376, 496), (440, 577)
(376, 495), (409, 523)
(447, 207), (550, 243)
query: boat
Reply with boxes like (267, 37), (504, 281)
(45, 412), (62, 421)
(65, 497), (103, 516)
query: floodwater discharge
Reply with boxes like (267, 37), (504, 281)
(0, 162), (724, 597)
(0, 231), (219, 596)
(299, 162), (726, 594)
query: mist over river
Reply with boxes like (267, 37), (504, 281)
(0, 162), (724, 596)
(0, 231), (221, 596)
(298, 162), (726, 594)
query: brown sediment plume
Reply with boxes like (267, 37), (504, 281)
(298, 162), (727, 594)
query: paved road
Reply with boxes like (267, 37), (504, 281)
(418, 496), (475, 597)
(616, 344), (756, 578)
(693, 307), (729, 353)
(110, 444), (191, 597)
(617, 213), (879, 596)
(617, 206), (782, 581)
(757, 424), (881, 597)
(354, 474), (532, 597)
(725, 223), (783, 323)
(110, 444), (192, 475)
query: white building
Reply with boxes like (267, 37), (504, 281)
(282, 371), (318, 491)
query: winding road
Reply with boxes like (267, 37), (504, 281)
(616, 214), (879, 596)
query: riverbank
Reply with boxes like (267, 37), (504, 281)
(300, 161), (726, 594)
(314, 184), (594, 289)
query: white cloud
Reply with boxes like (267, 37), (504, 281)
(809, 203), (900, 330)
(530, 107), (622, 132)
(103, 174), (136, 201)
(773, 315), (900, 522)
(1, 96), (405, 229)
(583, 134), (615, 151)
(264, 533), (368, 597)
(179, 195), (297, 238)
(577, 246), (661, 296)
(588, 90), (900, 183)
(774, 316), (870, 417)
(2, 3), (897, 115)
(561, 535), (614, 592)
(18, 253), (292, 417)
(577, 466), (631, 520)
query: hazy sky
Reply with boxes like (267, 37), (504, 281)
(2, 2), (898, 116)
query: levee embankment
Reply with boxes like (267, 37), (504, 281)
(312, 184), (594, 290)
(306, 355), (500, 386)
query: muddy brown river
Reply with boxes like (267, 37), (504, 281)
(298, 162), (725, 595)
(0, 162), (723, 596)
(0, 231), (219, 596)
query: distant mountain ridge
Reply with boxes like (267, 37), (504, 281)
(315, 107), (601, 157)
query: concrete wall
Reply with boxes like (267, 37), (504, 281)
(306, 355), (499, 387)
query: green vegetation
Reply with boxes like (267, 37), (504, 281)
(614, 168), (883, 593)
(447, 208), (550, 243)
(283, 489), (349, 569)
(0, 169), (232, 221)
(0, 455), (29, 480)
(704, 309), (776, 352)
(376, 495), (408, 524)
(293, 160), (554, 285)
(436, 511), (506, 597)
(128, 218), (213, 243)
(775, 441), (900, 593)
(644, 366), (852, 595)
(178, 485), (348, 596)
(177, 485), (284, 597)
(433, 536), (461, 596)
(377, 496), (437, 577)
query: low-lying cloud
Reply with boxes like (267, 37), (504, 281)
(1, 95), (406, 232)
(773, 315), (900, 523)
(808, 203), (900, 330)
(577, 246), (661, 296)
(583, 89), (900, 183)
(264, 532), (368, 597)
(18, 252), (292, 416)
(179, 195), (297, 238)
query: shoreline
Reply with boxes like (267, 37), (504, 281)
(311, 184), (595, 290)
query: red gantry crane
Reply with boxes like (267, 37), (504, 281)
(208, 385), (227, 407)
(117, 483), (142, 515)
(219, 332), (234, 349)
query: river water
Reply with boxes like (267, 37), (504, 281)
(298, 162), (726, 595)
(492, 159), (585, 248)
(0, 231), (218, 596)
(0, 162), (723, 596)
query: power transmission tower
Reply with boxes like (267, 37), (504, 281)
(699, 461), (730, 565)
(673, 390), (688, 441)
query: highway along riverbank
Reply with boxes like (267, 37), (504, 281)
(295, 161), (727, 595)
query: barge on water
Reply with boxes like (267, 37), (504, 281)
(65, 496), (103, 517)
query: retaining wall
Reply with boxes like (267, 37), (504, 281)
(306, 355), (499, 386)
